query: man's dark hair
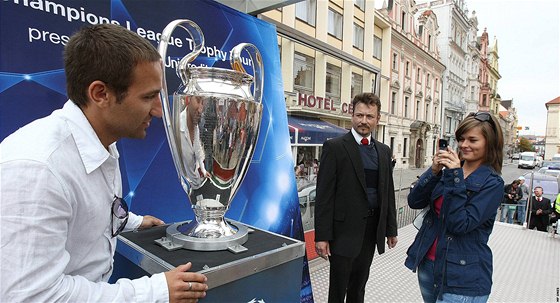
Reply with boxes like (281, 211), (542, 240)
(352, 93), (381, 114)
(64, 24), (160, 106)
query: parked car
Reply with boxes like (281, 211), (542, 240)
(537, 167), (560, 178)
(552, 154), (560, 161)
(298, 183), (316, 232)
(511, 153), (520, 160)
(542, 160), (560, 169)
(536, 156), (544, 167)
(523, 173), (560, 203)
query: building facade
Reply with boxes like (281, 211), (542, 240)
(465, 10), (480, 114)
(261, 0), (390, 170)
(383, 0), (445, 168)
(417, 0), (471, 148)
(545, 96), (560, 159)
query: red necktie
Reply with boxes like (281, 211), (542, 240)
(361, 138), (369, 145)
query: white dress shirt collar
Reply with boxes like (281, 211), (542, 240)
(351, 127), (371, 145)
(55, 100), (119, 174)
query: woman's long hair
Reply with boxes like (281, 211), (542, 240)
(455, 113), (503, 174)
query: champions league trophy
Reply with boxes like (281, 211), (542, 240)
(155, 20), (263, 253)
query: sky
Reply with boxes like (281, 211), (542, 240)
(467, 0), (560, 136)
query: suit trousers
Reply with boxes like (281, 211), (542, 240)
(328, 212), (379, 303)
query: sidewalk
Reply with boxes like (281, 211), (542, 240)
(308, 223), (560, 302)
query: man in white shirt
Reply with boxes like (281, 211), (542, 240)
(179, 96), (211, 189)
(0, 24), (207, 302)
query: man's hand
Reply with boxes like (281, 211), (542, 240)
(165, 262), (208, 303)
(139, 215), (165, 230)
(315, 241), (331, 261)
(386, 236), (398, 249)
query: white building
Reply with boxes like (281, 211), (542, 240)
(545, 96), (560, 159)
(417, 0), (471, 148)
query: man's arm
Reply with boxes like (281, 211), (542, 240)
(314, 140), (337, 242)
(0, 161), (205, 302)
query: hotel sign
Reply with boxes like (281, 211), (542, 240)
(297, 92), (353, 115)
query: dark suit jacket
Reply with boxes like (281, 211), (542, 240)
(529, 196), (552, 226)
(314, 132), (398, 258)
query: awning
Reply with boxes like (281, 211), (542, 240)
(288, 115), (348, 145)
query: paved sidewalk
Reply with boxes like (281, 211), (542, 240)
(308, 223), (560, 302)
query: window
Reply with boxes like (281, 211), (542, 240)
(351, 73), (363, 99)
(403, 138), (408, 157)
(417, 67), (421, 83)
(392, 53), (398, 70)
(416, 99), (420, 119)
(326, 63), (341, 102)
(373, 36), (382, 59)
(425, 103), (429, 121)
(296, 0), (316, 26)
(426, 73), (431, 87)
(390, 137), (395, 152)
(328, 9), (343, 39)
(470, 86), (475, 100)
(391, 92), (397, 114)
(354, 0), (365, 10)
(428, 34), (432, 51)
(483, 94), (487, 106)
(293, 52), (315, 93)
(434, 105), (438, 122)
(434, 78), (438, 91)
(446, 116), (452, 133)
(353, 23), (364, 50)
(404, 96), (409, 118)
(405, 61), (410, 77)
(401, 11), (406, 30)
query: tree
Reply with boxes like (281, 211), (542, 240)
(518, 137), (533, 152)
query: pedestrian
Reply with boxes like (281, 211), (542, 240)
(528, 186), (552, 232)
(314, 93), (398, 303)
(500, 179), (522, 224)
(405, 112), (505, 302)
(517, 176), (530, 225)
(0, 24), (207, 302)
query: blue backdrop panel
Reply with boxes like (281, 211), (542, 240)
(0, 0), (313, 301)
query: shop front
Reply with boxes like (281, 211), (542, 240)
(288, 115), (347, 182)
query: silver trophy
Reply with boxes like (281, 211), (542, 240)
(155, 20), (263, 252)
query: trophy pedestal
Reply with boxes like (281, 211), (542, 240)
(114, 224), (305, 302)
(155, 220), (250, 253)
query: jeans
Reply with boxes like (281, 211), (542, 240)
(418, 258), (490, 303)
(500, 205), (516, 224)
(437, 293), (489, 303)
(417, 258), (437, 303)
(517, 199), (527, 224)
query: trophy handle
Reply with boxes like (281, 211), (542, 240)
(158, 19), (205, 84)
(158, 19), (205, 189)
(230, 43), (264, 103)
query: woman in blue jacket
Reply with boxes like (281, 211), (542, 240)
(405, 112), (504, 303)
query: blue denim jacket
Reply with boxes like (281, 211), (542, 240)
(404, 164), (504, 297)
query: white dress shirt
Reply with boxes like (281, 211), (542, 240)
(351, 127), (371, 145)
(179, 109), (207, 189)
(0, 101), (168, 302)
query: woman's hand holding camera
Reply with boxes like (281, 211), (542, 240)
(432, 147), (460, 174)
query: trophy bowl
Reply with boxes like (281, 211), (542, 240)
(155, 20), (263, 252)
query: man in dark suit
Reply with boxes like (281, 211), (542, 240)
(314, 93), (398, 303)
(528, 186), (552, 232)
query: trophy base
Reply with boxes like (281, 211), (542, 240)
(154, 220), (250, 253)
